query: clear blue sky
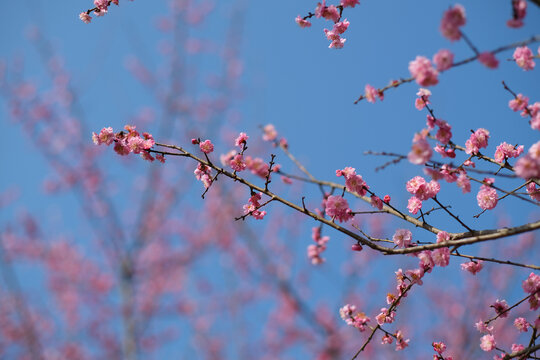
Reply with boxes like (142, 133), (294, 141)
(1, 1), (539, 358)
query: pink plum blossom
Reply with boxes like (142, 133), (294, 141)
(235, 132), (249, 148)
(408, 133), (432, 165)
(409, 56), (439, 87)
(461, 260), (484, 275)
(465, 128), (490, 155)
(509, 94), (529, 112)
(478, 52), (499, 69)
(230, 154), (247, 172)
(507, 0), (527, 28)
(325, 195), (353, 223)
(494, 142), (524, 163)
(477, 178), (498, 210)
(295, 16), (312, 28)
(433, 49), (454, 71)
(392, 229), (412, 248)
(199, 139), (214, 154)
(480, 334), (496, 351)
(492, 299), (509, 318)
(262, 124), (278, 141)
(415, 88), (431, 110)
(79, 12), (92, 23)
(513, 46), (535, 71)
(514, 317), (529, 332)
(243, 192), (267, 220)
(440, 5), (466, 41)
(341, 0), (360, 7)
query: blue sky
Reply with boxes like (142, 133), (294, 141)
(1, 1), (539, 358)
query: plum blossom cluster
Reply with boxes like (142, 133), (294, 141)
(513, 46), (537, 71)
(79, 0), (130, 24)
(440, 4), (466, 41)
(514, 140), (540, 179)
(522, 272), (540, 310)
(194, 163), (213, 189)
(339, 304), (371, 332)
(364, 84), (384, 103)
(475, 273), (539, 354)
(405, 176), (440, 214)
(92, 126), (163, 162)
(507, 0), (527, 28)
(494, 142), (523, 164)
(242, 192), (267, 220)
(476, 178), (498, 210)
(336, 167), (368, 196)
(418, 232), (451, 272)
(465, 128), (489, 155)
(427, 115), (453, 145)
(295, 0), (360, 49)
(307, 227), (330, 265)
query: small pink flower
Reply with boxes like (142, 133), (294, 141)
(92, 127), (115, 145)
(370, 195), (383, 210)
(199, 139), (214, 154)
(408, 135), (433, 165)
(514, 317), (529, 332)
(230, 154), (247, 171)
(507, 0), (527, 28)
(341, 0), (360, 7)
(514, 153), (540, 179)
(415, 88), (431, 110)
(475, 320), (494, 333)
(333, 19), (350, 34)
(492, 299), (509, 318)
(407, 196), (422, 214)
(440, 5), (466, 41)
(156, 154), (166, 163)
(526, 182), (540, 201)
(435, 120), (452, 144)
(325, 195), (353, 223)
(436, 231), (450, 243)
(406, 176), (440, 200)
(418, 250), (434, 272)
(409, 56), (439, 87)
(365, 84), (379, 103)
(339, 304), (357, 322)
(479, 334), (496, 351)
(94, 0), (109, 10)
(395, 330), (410, 350)
(509, 94), (529, 112)
(461, 260), (484, 275)
(478, 52), (499, 69)
(262, 124), (277, 141)
(79, 12), (92, 24)
(337, 167), (369, 196)
(511, 344), (525, 353)
(513, 46), (535, 71)
(432, 341), (447, 354)
(392, 229), (412, 248)
(477, 180), (498, 210)
(235, 132), (249, 148)
(295, 15), (312, 28)
(433, 49), (454, 71)
(381, 334), (393, 345)
(522, 272), (540, 293)
(457, 172), (471, 193)
(432, 247), (450, 267)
